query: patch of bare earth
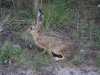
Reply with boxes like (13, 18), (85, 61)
(0, 63), (35, 75)
(38, 63), (100, 75)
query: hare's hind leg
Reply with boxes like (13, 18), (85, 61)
(53, 52), (65, 61)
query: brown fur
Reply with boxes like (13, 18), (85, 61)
(27, 9), (75, 61)
(27, 25), (74, 61)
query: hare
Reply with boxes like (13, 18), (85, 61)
(27, 9), (75, 61)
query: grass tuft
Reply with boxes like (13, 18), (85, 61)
(41, 0), (75, 30)
(0, 43), (22, 66)
(72, 52), (84, 66)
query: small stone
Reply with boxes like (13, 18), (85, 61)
(97, 4), (100, 7)
(21, 70), (26, 74)
(14, 44), (20, 48)
(0, 73), (2, 75)
(26, 69), (34, 75)
(80, 49), (85, 53)
(89, 59), (93, 63)
(9, 60), (12, 64)
(55, 68), (58, 71)
(5, 60), (7, 63)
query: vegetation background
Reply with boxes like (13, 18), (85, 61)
(0, 0), (100, 75)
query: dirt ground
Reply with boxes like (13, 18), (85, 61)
(0, 62), (100, 75)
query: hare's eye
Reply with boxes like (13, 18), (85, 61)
(30, 27), (32, 30)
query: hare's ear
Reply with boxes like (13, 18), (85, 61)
(36, 9), (44, 27)
(37, 9), (42, 18)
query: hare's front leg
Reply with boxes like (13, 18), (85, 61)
(43, 48), (51, 55)
(43, 49), (47, 54)
(47, 48), (51, 55)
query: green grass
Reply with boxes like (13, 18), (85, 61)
(1, 0), (76, 31)
(97, 28), (100, 48)
(20, 31), (33, 42)
(41, 1), (75, 30)
(72, 52), (84, 66)
(77, 20), (96, 41)
(13, 47), (53, 71)
(0, 43), (22, 67)
(0, 42), (52, 72)
(0, 43), (50, 74)
(95, 55), (100, 67)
